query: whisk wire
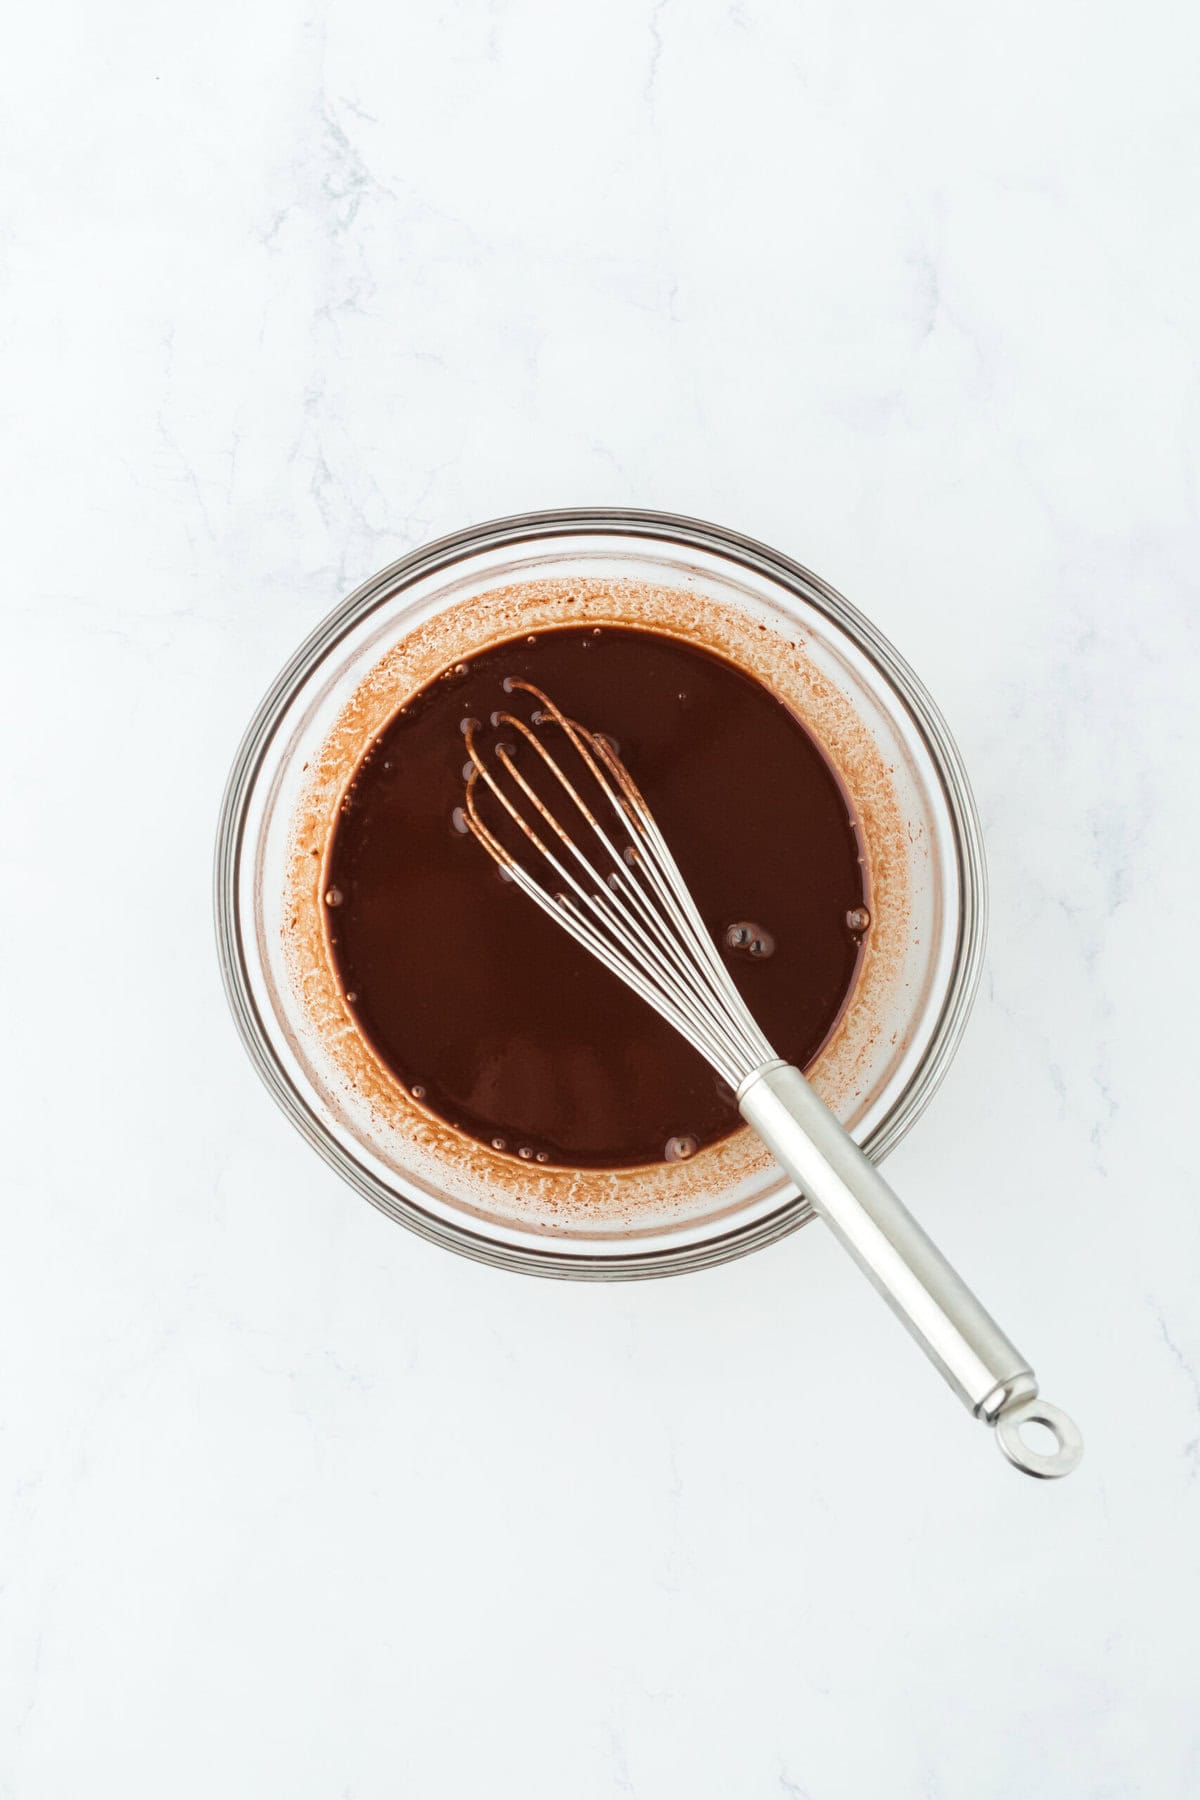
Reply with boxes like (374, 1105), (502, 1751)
(513, 688), (769, 1073)
(466, 776), (748, 1084)
(492, 717), (723, 1033)
(467, 720), (727, 1056)
(596, 735), (770, 1048)
(584, 730), (774, 1074)
(463, 683), (775, 1087)
(600, 764), (771, 1074)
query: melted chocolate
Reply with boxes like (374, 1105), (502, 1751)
(325, 627), (867, 1167)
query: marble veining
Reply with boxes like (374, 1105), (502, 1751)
(1, 1), (1198, 1796)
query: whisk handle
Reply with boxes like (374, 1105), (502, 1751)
(738, 1062), (1081, 1478)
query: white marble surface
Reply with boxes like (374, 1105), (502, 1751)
(3, 3), (1199, 1795)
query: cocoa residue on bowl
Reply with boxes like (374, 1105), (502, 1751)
(283, 577), (908, 1229)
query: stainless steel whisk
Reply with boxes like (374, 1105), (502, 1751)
(464, 682), (1082, 1479)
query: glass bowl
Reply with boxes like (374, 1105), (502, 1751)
(214, 509), (986, 1278)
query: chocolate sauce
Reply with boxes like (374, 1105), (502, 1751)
(325, 627), (867, 1168)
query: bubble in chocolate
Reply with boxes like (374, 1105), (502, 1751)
(846, 907), (871, 932)
(410, 1084), (426, 1100)
(451, 806), (469, 835)
(502, 676), (517, 693)
(526, 635), (537, 645)
(344, 991), (357, 1004)
(725, 920), (774, 959)
(454, 662), (469, 676)
(459, 716), (478, 736)
(461, 761), (474, 782)
(492, 1136), (507, 1151)
(325, 887), (344, 907)
(518, 1146), (533, 1160)
(489, 710), (505, 728)
(535, 1151), (549, 1163)
(664, 1134), (699, 1162)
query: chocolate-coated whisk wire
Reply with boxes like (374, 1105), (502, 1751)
(462, 681), (775, 1091)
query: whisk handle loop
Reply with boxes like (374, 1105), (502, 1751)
(738, 1062), (1081, 1478)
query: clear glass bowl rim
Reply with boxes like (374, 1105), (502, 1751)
(213, 507), (988, 1280)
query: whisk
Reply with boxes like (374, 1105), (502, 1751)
(464, 682), (1081, 1478)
